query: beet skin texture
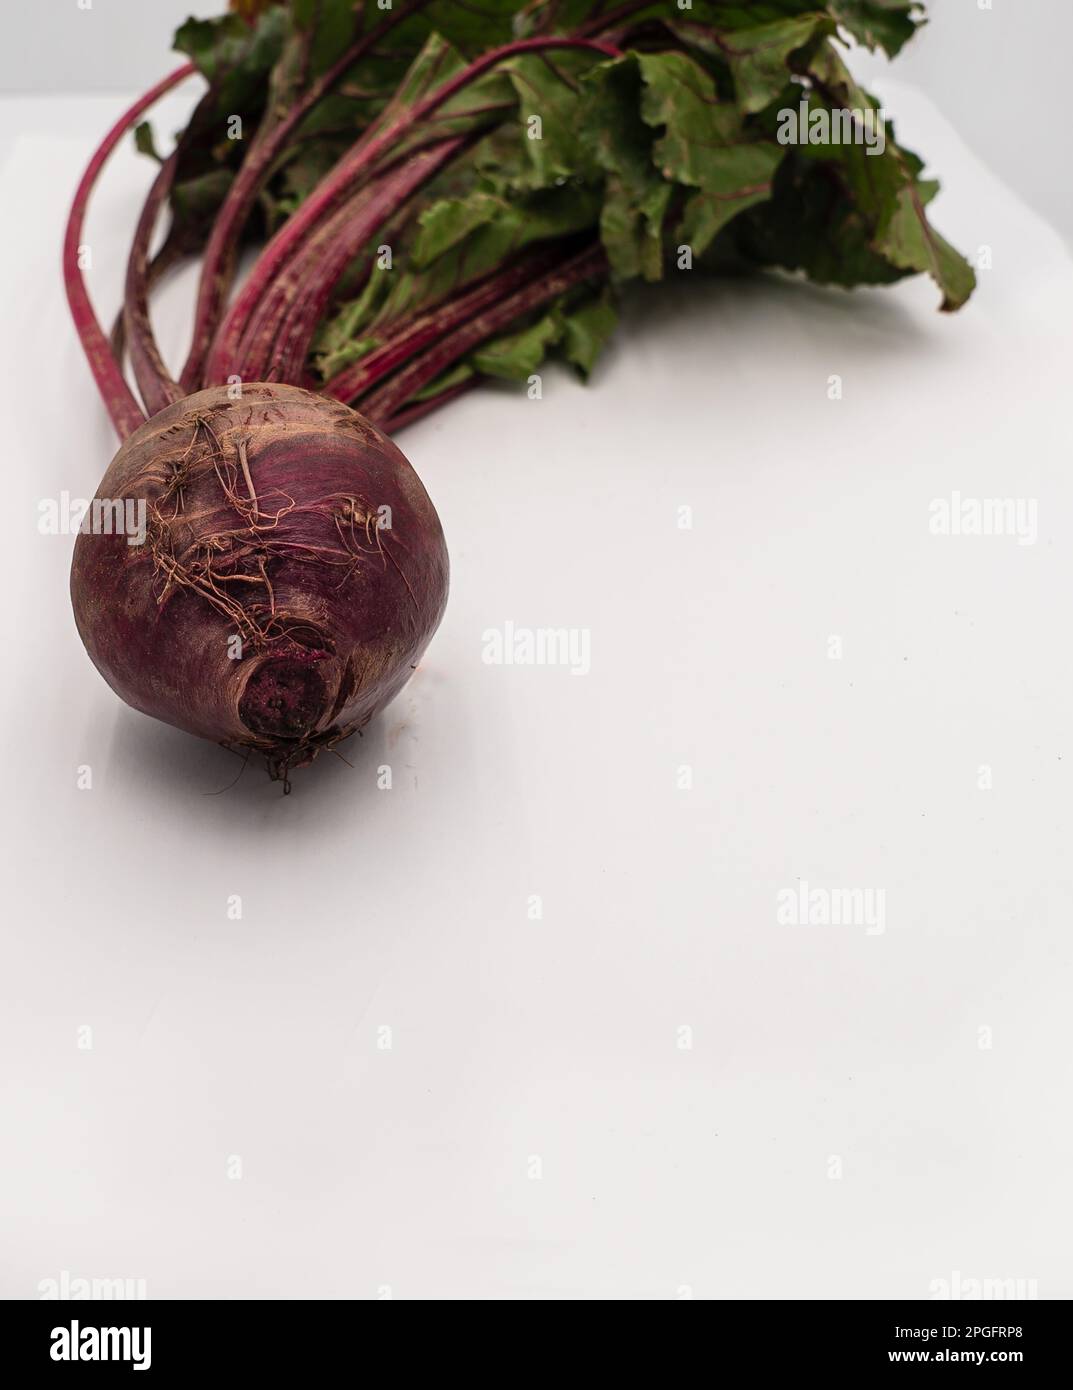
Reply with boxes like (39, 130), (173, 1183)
(71, 383), (449, 783)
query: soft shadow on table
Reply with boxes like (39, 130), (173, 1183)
(617, 267), (933, 354)
(106, 701), (389, 813)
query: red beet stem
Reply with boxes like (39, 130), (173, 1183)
(324, 246), (581, 405)
(228, 139), (469, 383)
(180, 0), (433, 392)
(123, 152), (186, 416)
(265, 134), (481, 384)
(385, 373), (482, 433)
(208, 36), (619, 383)
(360, 242), (609, 425)
(110, 240), (184, 363)
(63, 63), (198, 439)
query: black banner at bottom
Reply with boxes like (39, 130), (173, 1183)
(0, 1298), (1064, 1376)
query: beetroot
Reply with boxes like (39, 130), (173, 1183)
(64, 4), (973, 787)
(71, 384), (447, 786)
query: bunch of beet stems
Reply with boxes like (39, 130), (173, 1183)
(64, 4), (651, 444)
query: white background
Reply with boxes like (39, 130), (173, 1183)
(2, 10), (1072, 1300)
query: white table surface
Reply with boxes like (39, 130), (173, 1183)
(1, 75), (1070, 1300)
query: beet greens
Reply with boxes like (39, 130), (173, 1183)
(104, 0), (975, 432)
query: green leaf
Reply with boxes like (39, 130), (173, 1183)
(828, 1), (923, 57)
(386, 31), (468, 111)
(559, 289), (617, 378)
(708, 2), (839, 21)
(370, 32), (512, 157)
(133, 121), (163, 164)
(170, 167), (234, 232)
(472, 310), (564, 380)
(414, 0), (519, 55)
(874, 181), (975, 310)
(716, 14), (835, 114)
(582, 55), (659, 197)
(637, 52), (782, 197)
(368, 183), (601, 321)
(805, 35), (882, 115)
(412, 192), (503, 268)
(600, 175), (670, 281)
(503, 49), (603, 187)
(291, 0), (359, 76)
(725, 150), (910, 289)
(173, 15), (248, 79)
(174, 8), (287, 107)
(580, 57), (668, 280)
(582, 50), (787, 279)
(828, 131), (975, 309)
(679, 182), (775, 257)
(466, 285), (619, 383)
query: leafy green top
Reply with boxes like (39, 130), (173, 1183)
(145, 0), (970, 405)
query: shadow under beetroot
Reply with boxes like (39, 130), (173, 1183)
(106, 698), (390, 810)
